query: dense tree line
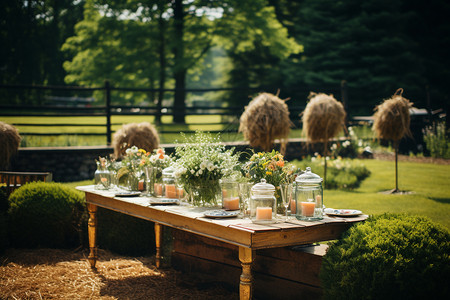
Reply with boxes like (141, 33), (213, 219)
(1, 0), (448, 118)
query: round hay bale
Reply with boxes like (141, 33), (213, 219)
(0, 122), (21, 170)
(239, 92), (292, 153)
(112, 122), (159, 158)
(302, 92), (346, 143)
(372, 89), (413, 141)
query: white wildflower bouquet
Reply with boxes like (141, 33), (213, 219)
(172, 131), (241, 206)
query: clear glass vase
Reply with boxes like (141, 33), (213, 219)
(94, 161), (111, 190)
(127, 172), (140, 191)
(187, 181), (221, 207)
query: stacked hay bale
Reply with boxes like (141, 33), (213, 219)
(112, 122), (160, 158)
(302, 92), (346, 185)
(239, 92), (292, 154)
(0, 122), (21, 170)
(372, 88), (413, 193)
(373, 88), (412, 142)
(302, 92), (346, 144)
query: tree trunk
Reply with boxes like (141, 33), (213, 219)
(156, 4), (166, 125)
(172, 0), (186, 124)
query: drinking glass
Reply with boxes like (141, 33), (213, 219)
(280, 183), (293, 221)
(239, 182), (253, 218)
(142, 166), (154, 196)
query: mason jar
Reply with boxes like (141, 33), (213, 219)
(162, 166), (177, 199)
(250, 179), (276, 224)
(220, 179), (240, 211)
(294, 167), (323, 221)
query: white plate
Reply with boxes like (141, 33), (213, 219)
(203, 210), (240, 218)
(115, 192), (141, 197)
(325, 208), (362, 217)
(149, 198), (179, 205)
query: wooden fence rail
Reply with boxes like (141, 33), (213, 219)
(0, 82), (347, 144)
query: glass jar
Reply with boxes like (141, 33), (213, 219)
(94, 160), (111, 190)
(294, 167), (323, 221)
(250, 179), (276, 224)
(220, 179), (240, 211)
(162, 166), (177, 199)
(153, 167), (164, 197)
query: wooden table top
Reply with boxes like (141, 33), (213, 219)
(77, 185), (368, 250)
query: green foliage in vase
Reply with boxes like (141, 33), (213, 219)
(173, 131), (241, 205)
(7, 182), (86, 248)
(320, 213), (450, 300)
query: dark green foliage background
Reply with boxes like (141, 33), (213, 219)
(320, 213), (450, 299)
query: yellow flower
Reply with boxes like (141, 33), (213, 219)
(266, 171), (272, 175)
(139, 149), (147, 154)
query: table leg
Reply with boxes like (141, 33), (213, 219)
(87, 203), (98, 269)
(239, 247), (254, 300)
(154, 222), (162, 268)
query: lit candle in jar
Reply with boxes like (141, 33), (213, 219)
(223, 197), (240, 210)
(154, 183), (163, 196)
(165, 184), (177, 198)
(256, 207), (273, 220)
(290, 198), (296, 214)
(301, 201), (315, 217)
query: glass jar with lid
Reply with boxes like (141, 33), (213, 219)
(162, 166), (177, 199)
(294, 167), (323, 221)
(250, 179), (276, 224)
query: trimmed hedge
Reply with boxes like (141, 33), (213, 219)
(8, 182), (86, 248)
(320, 213), (450, 299)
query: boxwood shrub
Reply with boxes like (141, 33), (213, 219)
(8, 182), (86, 249)
(320, 213), (450, 299)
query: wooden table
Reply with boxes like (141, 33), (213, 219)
(77, 185), (367, 300)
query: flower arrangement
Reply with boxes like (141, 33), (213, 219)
(243, 150), (297, 186)
(243, 150), (298, 209)
(172, 131), (241, 206)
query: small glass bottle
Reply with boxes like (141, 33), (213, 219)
(94, 158), (111, 190)
(294, 167), (323, 221)
(250, 179), (276, 224)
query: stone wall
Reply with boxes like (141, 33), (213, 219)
(8, 139), (317, 182)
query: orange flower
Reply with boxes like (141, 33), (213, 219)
(158, 153), (164, 159)
(157, 148), (164, 155)
(276, 160), (284, 167)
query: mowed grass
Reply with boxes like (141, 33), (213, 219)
(1, 115), (304, 146)
(321, 159), (450, 229)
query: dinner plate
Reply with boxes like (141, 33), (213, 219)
(149, 198), (179, 205)
(203, 210), (240, 218)
(325, 208), (362, 217)
(115, 192), (141, 197)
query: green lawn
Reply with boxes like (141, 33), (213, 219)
(322, 159), (450, 229)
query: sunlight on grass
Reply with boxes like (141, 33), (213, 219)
(321, 159), (450, 229)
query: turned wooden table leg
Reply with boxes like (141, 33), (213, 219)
(87, 203), (98, 269)
(154, 222), (162, 268)
(239, 247), (254, 300)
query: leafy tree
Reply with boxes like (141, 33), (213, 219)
(62, 0), (300, 122)
(0, 0), (84, 104)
